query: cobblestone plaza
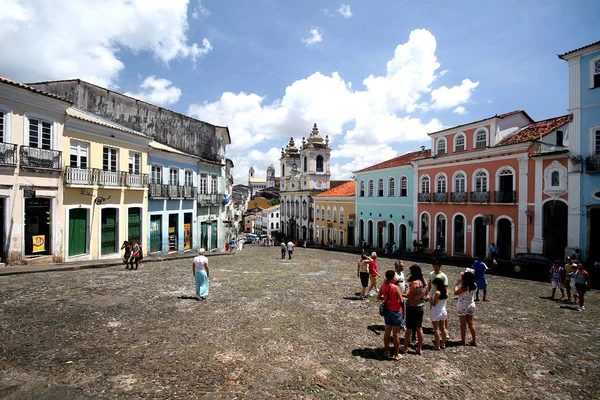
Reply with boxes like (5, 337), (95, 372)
(1, 245), (598, 399)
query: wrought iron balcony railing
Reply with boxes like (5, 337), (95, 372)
(470, 191), (490, 203)
(433, 192), (448, 203)
(586, 155), (600, 173)
(167, 184), (181, 198)
(182, 185), (198, 199)
(198, 193), (221, 205)
(494, 190), (517, 204)
(418, 192), (431, 202)
(149, 183), (168, 199)
(451, 191), (467, 203)
(20, 145), (62, 171)
(125, 172), (149, 188)
(0, 142), (17, 167)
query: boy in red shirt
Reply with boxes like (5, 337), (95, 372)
(366, 252), (382, 296)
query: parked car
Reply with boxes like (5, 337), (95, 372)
(511, 253), (553, 277)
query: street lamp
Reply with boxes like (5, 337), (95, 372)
(524, 209), (533, 224)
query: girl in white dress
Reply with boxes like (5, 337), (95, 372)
(429, 277), (448, 350)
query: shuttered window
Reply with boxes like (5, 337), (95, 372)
(70, 140), (88, 169)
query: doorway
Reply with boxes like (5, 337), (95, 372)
(496, 218), (513, 260)
(211, 221), (218, 249)
(377, 223), (384, 249)
(473, 216), (486, 258)
(387, 222), (395, 248)
(543, 201), (568, 261)
(498, 171), (515, 203)
(0, 198), (5, 262)
(358, 220), (364, 245)
(25, 198), (51, 256)
(183, 213), (192, 250)
(400, 224), (407, 252)
(436, 214), (446, 251)
(68, 208), (87, 257)
(128, 207), (142, 244)
(168, 213), (178, 251)
(588, 207), (600, 266)
(368, 220), (374, 247)
(150, 215), (162, 253)
(100, 208), (117, 255)
(201, 222), (208, 249)
(453, 215), (465, 254)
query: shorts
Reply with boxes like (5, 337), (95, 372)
(384, 309), (403, 327)
(405, 305), (424, 329)
(369, 275), (378, 286)
(359, 272), (370, 288)
(552, 281), (564, 289)
(475, 277), (487, 291)
(457, 303), (476, 316)
(575, 283), (588, 294)
(430, 309), (448, 322)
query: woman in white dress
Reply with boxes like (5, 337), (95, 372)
(429, 277), (448, 350)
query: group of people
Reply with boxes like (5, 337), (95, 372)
(121, 240), (144, 270)
(357, 254), (480, 360)
(280, 240), (295, 259)
(549, 256), (592, 311)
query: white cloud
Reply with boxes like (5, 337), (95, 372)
(454, 106), (467, 115)
(301, 27), (323, 47)
(337, 4), (353, 18)
(430, 79), (479, 111)
(124, 76), (182, 106)
(0, 0), (212, 87)
(188, 29), (478, 184)
(192, 0), (210, 19)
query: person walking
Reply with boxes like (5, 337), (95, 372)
(356, 252), (374, 299)
(573, 261), (591, 311)
(401, 265), (428, 355)
(488, 243), (499, 265)
(378, 270), (404, 360)
(287, 240), (294, 260)
(192, 248), (210, 300)
(565, 257), (577, 303)
(428, 259), (450, 339)
(454, 271), (477, 346)
(550, 260), (566, 300)
(280, 241), (287, 259)
(472, 255), (490, 301)
(366, 252), (381, 297)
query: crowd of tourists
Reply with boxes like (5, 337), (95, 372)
(548, 256), (591, 311)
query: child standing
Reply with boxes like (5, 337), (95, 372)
(550, 260), (566, 300)
(455, 271), (477, 346)
(429, 277), (448, 350)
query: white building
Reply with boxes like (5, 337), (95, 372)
(255, 204), (280, 238)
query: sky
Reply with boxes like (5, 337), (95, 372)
(1, 0), (598, 185)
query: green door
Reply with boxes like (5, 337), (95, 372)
(211, 221), (218, 249)
(68, 208), (87, 257)
(128, 208), (141, 244)
(201, 222), (208, 249)
(101, 209), (117, 255)
(150, 215), (162, 253)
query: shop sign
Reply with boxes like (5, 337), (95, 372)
(32, 235), (45, 253)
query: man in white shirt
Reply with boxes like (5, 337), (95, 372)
(280, 241), (286, 259)
(192, 248), (210, 300)
(287, 240), (294, 260)
(394, 260), (407, 294)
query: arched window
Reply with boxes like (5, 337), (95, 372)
(437, 138), (447, 155)
(303, 156), (308, 172)
(400, 176), (408, 197)
(420, 176), (430, 194)
(326, 207), (331, 221)
(276, 222), (279, 229)
(282, 164), (285, 177)
(388, 177), (395, 196)
(316, 207), (320, 220)
(287, 200), (290, 216)
(271, 222), (274, 229)
(321, 206), (325, 220)
(551, 171), (560, 186)
(333, 207), (338, 222)
(436, 174), (447, 193)
(475, 129), (487, 148)
(455, 133), (466, 152)
(339, 208), (345, 223)
(420, 213), (430, 248)
(454, 172), (466, 192)
(378, 178), (384, 196)
(360, 180), (365, 197)
(316, 155), (324, 172)
(276, 213), (279, 218)
(474, 170), (488, 192)
(368, 179), (374, 196)
(295, 200), (299, 218)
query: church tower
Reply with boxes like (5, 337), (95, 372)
(248, 167), (255, 186)
(299, 123), (331, 191)
(266, 165), (275, 188)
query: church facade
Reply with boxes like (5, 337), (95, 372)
(279, 123), (331, 242)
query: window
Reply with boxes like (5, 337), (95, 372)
(421, 176), (430, 194)
(333, 208), (337, 222)
(0, 110), (4, 142)
(400, 176), (408, 197)
(103, 147), (118, 171)
(551, 171), (560, 186)
(368, 179), (374, 196)
(454, 172), (466, 192)
(321, 206), (325, 220)
(378, 178), (384, 196)
(475, 129), (487, 148)
(271, 222), (274, 229)
(388, 177), (395, 196)
(169, 168), (179, 185)
(276, 213), (279, 218)
(199, 174), (207, 194)
(276, 222), (279, 229)
(151, 165), (162, 184)
(360, 180), (365, 197)
(340, 208), (345, 223)
(556, 130), (564, 147)
(594, 59), (600, 89)
(474, 170), (488, 192)
(340, 230), (344, 246)
(455, 134), (465, 152)
(326, 207), (331, 221)
(436, 174), (447, 193)
(316, 155), (324, 172)
(185, 170), (193, 186)
(437, 138), (447, 155)
(304, 156), (308, 172)
(211, 175), (218, 193)
(128, 152), (141, 175)
(28, 118), (52, 149)
(316, 207), (320, 220)
(70, 140), (88, 169)
(595, 129), (600, 155)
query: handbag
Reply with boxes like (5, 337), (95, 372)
(379, 286), (392, 316)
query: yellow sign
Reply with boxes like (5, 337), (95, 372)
(32, 235), (45, 253)
(169, 227), (175, 233)
(183, 223), (191, 250)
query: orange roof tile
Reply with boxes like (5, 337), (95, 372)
(355, 150), (431, 173)
(314, 180), (356, 197)
(496, 114), (573, 147)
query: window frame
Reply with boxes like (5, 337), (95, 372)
(388, 177), (395, 196)
(339, 208), (345, 223)
(128, 151), (141, 175)
(437, 137), (447, 155)
(591, 56), (600, 89)
(211, 175), (218, 194)
(316, 155), (324, 172)
(453, 171), (467, 193)
(368, 179), (374, 197)
(400, 176), (408, 197)
(169, 168), (179, 186)
(0, 104), (12, 144)
(436, 173), (447, 193)
(359, 180), (365, 197)
(377, 178), (384, 197)
(70, 140), (89, 169)
(420, 175), (430, 194)
(103, 147), (118, 172)
(473, 169), (488, 192)
(454, 133), (466, 152)
(199, 173), (208, 194)
(151, 165), (163, 184)
(27, 116), (54, 150)
(184, 170), (194, 187)
(474, 128), (488, 149)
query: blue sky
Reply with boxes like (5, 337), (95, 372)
(1, 0), (598, 184)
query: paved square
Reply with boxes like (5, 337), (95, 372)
(1, 246), (598, 399)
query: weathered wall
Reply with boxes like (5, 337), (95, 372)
(30, 80), (222, 162)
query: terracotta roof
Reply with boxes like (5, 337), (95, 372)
(428, 110), (534, 136)
(0, 75), (72, 104)
(355, 150), (431, 173)
(495, 114), (573, 147)
(315, 180), (355, 197)
(559, 40), (600, 59)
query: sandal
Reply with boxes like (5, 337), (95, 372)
(470, 341), (478, 347)
(394, 354), (402, 361)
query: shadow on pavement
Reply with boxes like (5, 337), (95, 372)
(367, 324), (385, 336)
(352, 347), (387, 360)
(177, 295), (200, 301)
(342, 296), (365, 301)
(559, 305), (579, 311)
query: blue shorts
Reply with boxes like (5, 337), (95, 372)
(476, 277), (487, 291)
(384, 309), (403, 327)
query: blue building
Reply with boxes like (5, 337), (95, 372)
(354, 150), (429, 252)
(560, 41), (600, 263)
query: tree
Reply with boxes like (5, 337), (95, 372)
(269, 198), (280, 206)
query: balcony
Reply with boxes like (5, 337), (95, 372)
(451, 192), (468, 203)
(494, 190), (517, 204)
(470, 191), (490, 203)
(98, 170), (122, 187)
(168, 184), (181, 198)
(149, 183), (168, 199)
(20, 146), (62, 172)
(586, 155), (600, 173)
(0, 143), (17, 167)
(433, 192), (448, 203)
(124, 172), (149, 188)
(418, 192), (431, 202)
(64, 166), (96, 186)
(198, 193), (221, 206)
(182, 185), (198, 199)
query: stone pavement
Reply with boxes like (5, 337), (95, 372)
(0, 244), (598, 399)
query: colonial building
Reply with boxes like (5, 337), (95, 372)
(314, 180), (355, 247)
(559, 41), (600, 263)
(0, 77), (71, 263)
(279, 123), (331, 242)
(354, 150), (430, 252)
(255, 204), (280, 239)
(248, 165), (279, 198)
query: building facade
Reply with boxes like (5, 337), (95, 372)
(255, 204), (280, 238)
(559, 41), (600, 263)
(354, 150), (428, 252)
(314, 180), (355, 247)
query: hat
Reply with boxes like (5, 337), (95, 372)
(199, 248), (206, 254)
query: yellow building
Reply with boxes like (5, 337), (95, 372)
(62, 107), (152, 261)
(314, 181), (356, 247)
(247, 197), (272, 210)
